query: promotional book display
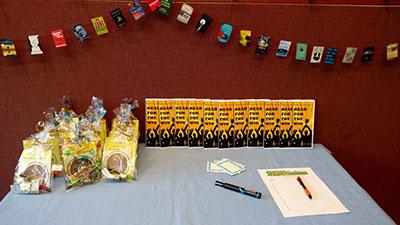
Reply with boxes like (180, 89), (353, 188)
(146, 98), (315, 149)
(12, 96), (139, 194)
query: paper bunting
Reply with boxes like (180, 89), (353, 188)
(310, 46), (324, 63)
(91, 16), (109, 35)
(255, 35), (270, 55)
(158, 0), (173, 15)
(276, 40), (292, 58)
(239, 30), (251, 47)
(51, 29), (67, 48)
(1, 39), (17, 57)
(362, 46), (374, 63)
(195, 13), (213, 33)
(217, 23), (233, 44)
(386, 43), (398, 61)
(177, 3), (193, 24)
(146, 0), (161, 12)
(324, 48), (338, 65)
(110, 8), (127, 27)
(295, 43), (307, 61)
(342, 47), (357, 64)
(28, 35), (43, 55)
(128, 1), (145, 20)
(73, 24), (89, 42)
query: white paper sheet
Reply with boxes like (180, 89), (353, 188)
(258, 167), (349, 217)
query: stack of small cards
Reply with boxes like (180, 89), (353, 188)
(206, 158), (246, 176)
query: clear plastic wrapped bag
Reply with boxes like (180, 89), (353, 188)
(13, 126), (54, 194)
(101, 99), (139, 181)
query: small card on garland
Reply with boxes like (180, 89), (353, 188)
(324, 48), (338, 65)
(361, 46), (374, 63)
(73, 24), (89, 42)
(51, 29), (67, 48)
(295, 43), (307, 61)
(256, 35), (270, 55)
(91, 16), (109, 35)
(158, 0), (173, 16)
(28, 35), (43, 55)
(110, 8), (127, 27)
(195, 13), (213, 33)
(239, 30), (251, 47)
(386, 43), (398, 61)
(128, 1), (145, 20)
(217, 23), (233, 44)
(342, 47), (357, 64)
(146, 0), (161, 12)
(276, 40), (292, 58)
(1, 39), (17, 56)
(310, 46), (324, 63)
(177, 3), (193, 24)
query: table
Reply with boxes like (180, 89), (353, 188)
(0, 144), (394, 225)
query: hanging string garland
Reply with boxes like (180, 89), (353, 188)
(0, 0), (399, 63)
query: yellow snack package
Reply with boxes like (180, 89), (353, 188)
(101, 99), (140, 181)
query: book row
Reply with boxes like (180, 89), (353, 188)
(145, 99), (315, 149)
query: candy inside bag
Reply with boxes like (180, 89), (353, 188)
(101, 99), (139, 181)
(13, 130), (54, 194)
(59, 97), (106, 190)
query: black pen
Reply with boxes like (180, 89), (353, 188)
(215, 180), (262, 199)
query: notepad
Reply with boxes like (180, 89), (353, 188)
(258, 167), (349, 217)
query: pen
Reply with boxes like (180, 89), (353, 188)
(215, 180), (262, 199)
(297, 176), (312, 199)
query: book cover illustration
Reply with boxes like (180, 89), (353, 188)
(174, 99), (189, 146)
(295, 43), (307, 61)
(362, 46), (374, 62)
(248, 100), (264, 147)
(159, 99), (175, 147)
(279, 100), (294, 148)
(234, 100), (248, 148)
(276, 40), (292, 57)
(324, 48), (338, 65)
(145, 98), (160, 147)
(188, 100), (204, 147)
(386, 43), (398, 61)
(264, 100), (280, 148)
(292, 100), (315, 148)
(203, 100), (219, 148)
(342, 47), (357, 64)
(218, 100), (235, 149)
(310, 46), (324, 63)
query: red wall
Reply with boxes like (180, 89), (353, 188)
(0, 0), (399, 222)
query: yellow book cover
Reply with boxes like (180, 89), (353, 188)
(174, 99), (190, 146)
(386, 43), (398, 61)
(203, 100), (219, 148)
(248, 100), (265, 147)
(218, 100), (235, 148)
(159, 99), (175, 147)
(264, 100), (280, 148)
(279, 100), (294, 148)
(292, 100), (315, 148)
(189, 99), (204, 147)
(145, 99), (160, 147)
(234, 100), (249, 148)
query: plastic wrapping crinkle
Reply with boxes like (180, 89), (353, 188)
(101, 98), (140, 181)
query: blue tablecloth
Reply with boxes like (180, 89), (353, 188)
(0, 144), (394, 225)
